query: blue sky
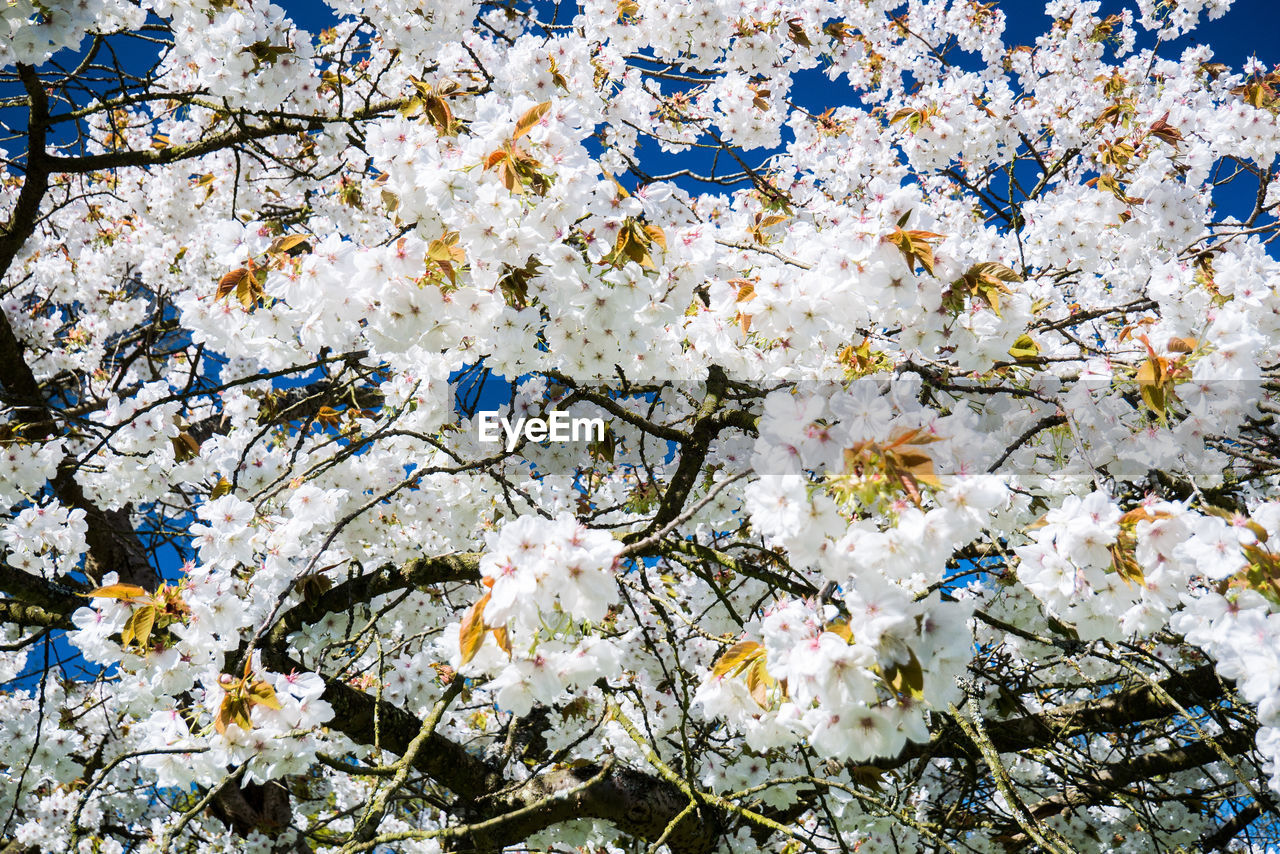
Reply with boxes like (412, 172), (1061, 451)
(1002, 0), (1277, 68)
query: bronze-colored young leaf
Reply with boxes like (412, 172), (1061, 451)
(825, 618), (853, 643)
(896, 449), (942, 490)
(889, 107), (917, 126)
(216, 268), (249, 301)
(214, 702), (233, 735)
(1109, 541), (1145, 586)
(315, 406), (343, 429)
(459, 590), (491, 664)
(712, 639), (764, 679)
(211, 476), (233, 499)
(247, 679), (282, 710)
(886, 227), (943, 276)
(785, 17), (812, 46)
(882, 650), (925, 699)
(269, 234), (312, 255)
(745, 657), (774, 707)
(216, 693), (253, 735)
(171, 432), (201, 462)
(492, 624), (512, 656)
(513, 101), (552, 141)
(1136, 356), (1167, 418)
(428, 231), (465, 263)
(732, 279), (757, 302)
(1149, 114), (1183, 147)
(86, 583), (148, 600)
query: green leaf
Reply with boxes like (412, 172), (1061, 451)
(1008, 334), (1040, 361)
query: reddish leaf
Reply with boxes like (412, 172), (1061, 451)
(216, 268), (249, 301)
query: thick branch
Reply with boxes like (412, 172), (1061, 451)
(0, 66), (51, 280)
(893, 664), (1225, 764)
(260, 646), (716, 852)
(1, 66), (157, 588)
(1016, 726), (1256, 829)
(1199, 804), (1263, 851)
(0, 563), (84, 616)
(627, 365), (729, 540)
(0, 599), (73, 630)
(268, 552), (482, 645)
(260, 648), (500, 800)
